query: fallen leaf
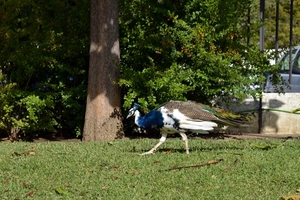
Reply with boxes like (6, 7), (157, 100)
(159, 159), (224, 172)
(280, 195), (300, 200)
(13, 147), (36, 156)
(126, 171), (139, 175)
(250, 143), (277, 150)
(208, 159), (224, 164)
(110, 166), (120, 170)
(28, 151), (35, 155)
(101, 186), (108, 190)
(226, 159), (239, 170)
(55, 187), (68, 195)
(233, 159), (239, 167)
(162, 148), (175, 154)
(23, 182), (29, 187)
(99, 162), (108, 167)
(108, 141), (114, 146)
(26, 190), (35, 196)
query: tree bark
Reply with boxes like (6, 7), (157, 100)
(83, 0), (124, 141)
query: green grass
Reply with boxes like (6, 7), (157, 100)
(0, 137), (299, 199)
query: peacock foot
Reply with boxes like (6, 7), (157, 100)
(140, 149), (156, 155)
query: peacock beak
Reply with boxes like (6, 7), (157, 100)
(126, 108), (135, 119)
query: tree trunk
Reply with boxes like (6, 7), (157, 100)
(83, 0), (124, 141)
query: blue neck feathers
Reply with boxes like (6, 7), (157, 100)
(137, 110), (164, 129)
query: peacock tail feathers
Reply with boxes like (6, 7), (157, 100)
(158, 100), (253, 127)
(200, 103), (254, 124)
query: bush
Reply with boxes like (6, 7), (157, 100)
(119, 0), (284, 111)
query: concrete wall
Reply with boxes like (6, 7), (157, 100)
(223, 93), (300, 135)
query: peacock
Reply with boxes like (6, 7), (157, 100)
(127, 100), (251, 155)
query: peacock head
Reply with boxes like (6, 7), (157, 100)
(126, 103), (141, 119)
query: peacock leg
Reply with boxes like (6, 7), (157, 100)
(179, 132), (189, 154)
(140, 133), (168, 155)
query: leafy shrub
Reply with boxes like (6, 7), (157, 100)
(0, 0), (89, 139)
(119, 0), (285, 111)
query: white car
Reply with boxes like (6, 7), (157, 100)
(264, 46), (300, 93)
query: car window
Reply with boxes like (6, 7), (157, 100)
(293, 54), (300, 68)
(280, 49), (298, 72)
(292, 53), (300, 74)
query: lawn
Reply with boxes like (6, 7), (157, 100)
(0, 136), (299, 200)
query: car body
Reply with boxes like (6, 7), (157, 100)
(264, 46), (300, 93)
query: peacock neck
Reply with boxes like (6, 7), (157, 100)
(134, 110), (141, 126)
(135, 110), (164, 129)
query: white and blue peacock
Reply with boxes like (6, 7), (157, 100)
(127, 100), (251, 155)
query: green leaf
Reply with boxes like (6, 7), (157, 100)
(55, 187), (68, 195)
(250, 143), (278, 150)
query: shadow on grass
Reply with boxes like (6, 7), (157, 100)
(130, 146), (247, 155)
(125, 128), (231, 140)
(128, 132), (248, 155)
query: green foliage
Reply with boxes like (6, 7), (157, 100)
(0, 0), (89, 138)
(0, 82), (16, 130)
(0, 83), (57, 138)
(0, 0), (293, 137)
(119, 0), (285, 111)
(264, 0), (300, 48)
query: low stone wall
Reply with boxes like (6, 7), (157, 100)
(224, 93), (300, 135)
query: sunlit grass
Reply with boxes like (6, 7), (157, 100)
(0, 137), (299, 199)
